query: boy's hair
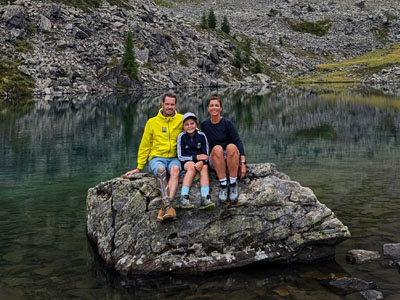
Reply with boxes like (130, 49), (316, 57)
(207, 94), (221, 107)
(162, 91), (177, 103)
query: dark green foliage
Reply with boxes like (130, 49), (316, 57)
(232, 49), (242, 69)
(295, 124), (337, 141)
(253, 59), (262, 73)
(289, 20), (331, 37)
(208, 8), (216, 29)
(243, 38), (252, 56)
(122, 31), (138, 80)
(200, 12), (208, 29)
(221, 15), (230, 34)
(0, 59), (34, 99)
(243, 38), (252, 63)
(14, 40), (34, 53)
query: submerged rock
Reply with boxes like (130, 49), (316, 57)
(86, 163), (350, 274)
(383, 243), (400, 259)
(346, 249), (380, 264)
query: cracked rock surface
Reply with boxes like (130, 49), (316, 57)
(86, 163), (350, 274)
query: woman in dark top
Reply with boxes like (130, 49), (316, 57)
(200, 94), (246, 203)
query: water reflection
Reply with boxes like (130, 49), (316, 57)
(0, 85), (400, 299)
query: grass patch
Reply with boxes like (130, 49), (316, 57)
(154, 0), (173, 8)
(371, 24), (390, 44)
(289, 19), (331, 37)
(291, 43), (400, 84)
(0, 59), (34, 100)
(14, 40), (34, 53)
(173, 51), (188, 67)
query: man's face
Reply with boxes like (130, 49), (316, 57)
(161, 96), (177, 117)
(183, 118), (197, 135)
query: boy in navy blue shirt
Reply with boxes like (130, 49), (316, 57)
(177, 112), (215, 210)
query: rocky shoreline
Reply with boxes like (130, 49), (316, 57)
(1, 0), (400, 98)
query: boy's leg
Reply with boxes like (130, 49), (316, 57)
(199, 164), (215, 210)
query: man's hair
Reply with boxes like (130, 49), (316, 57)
(162, 91), (177, 104)
(207, 94), (221, 107)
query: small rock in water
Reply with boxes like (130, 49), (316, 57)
(329, 277), (376, 291)
(346, 249), (380, 264)
(360, 289), (383, 300)
(383, 243), (400, 259)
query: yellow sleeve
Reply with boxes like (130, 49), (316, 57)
(137, 120), (152, 169)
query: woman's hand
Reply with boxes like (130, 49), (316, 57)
(240, 163), (246, 179)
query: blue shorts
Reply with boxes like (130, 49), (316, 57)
(148, 157), (182, 176)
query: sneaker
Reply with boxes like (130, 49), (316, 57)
(178, 195), (195, 210)
(229, 182), (238, 202)
(219, 184), (228, 203)
(163, 205), (177, 222)
(200, 195), (215, 211)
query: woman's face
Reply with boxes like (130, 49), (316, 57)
(208, 99), (221, 117)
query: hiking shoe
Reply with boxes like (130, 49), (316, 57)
(157, 206), (165, 223)
(178, 195), (195, 210)
(229, 182), (238, 202)
(200, 195), (215, 211)
(219, 184), (228, 203)
(163, 205), (177, 222)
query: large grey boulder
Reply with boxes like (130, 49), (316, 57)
(86, 163), (350, 275)
(2, 5), (26, 29)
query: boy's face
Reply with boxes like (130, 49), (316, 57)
(183, 118), (197, 135)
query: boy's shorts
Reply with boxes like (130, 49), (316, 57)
(148, 157), (182, 176)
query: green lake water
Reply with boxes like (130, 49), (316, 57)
(1, 86), (399, 299)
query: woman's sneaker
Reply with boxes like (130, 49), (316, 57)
(200, 195), (215, 210)
(229, 182), (238, 202)
(178, 195), (195, 210)
(219, 184), (228, 203)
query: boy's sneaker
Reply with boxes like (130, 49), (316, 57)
(178, 195), (195, 210)
(229, 182), (238, 202)
(219, 184), (228, 203)
(200, 195), (215, 211)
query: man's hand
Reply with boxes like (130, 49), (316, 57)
(123, 168), (140, 177)
(194, 161), (204, 171)
(196, 154), (208, 161)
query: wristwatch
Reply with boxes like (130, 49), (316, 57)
(241, 160), (246, 165)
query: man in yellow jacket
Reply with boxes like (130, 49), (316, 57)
(123, 92), (183, 223)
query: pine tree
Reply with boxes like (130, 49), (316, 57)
(208, 8), (216, 29)
(243, 37), (252, 64)
(221, 15), (230, 34)
(122, 31), (138, 80)
(232, 49), (242, 69)
(200, 12), (208, 29)
(253, 59), (262, 73)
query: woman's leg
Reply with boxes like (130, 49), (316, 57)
(210, 145), (226, 179)
(226, 144), (239, 179)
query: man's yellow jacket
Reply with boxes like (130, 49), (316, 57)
(137, 109), (183, 170)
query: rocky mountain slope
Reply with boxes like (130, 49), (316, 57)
(1, 0), (399, 98)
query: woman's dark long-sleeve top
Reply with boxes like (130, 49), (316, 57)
(200, 117), (245, 155)
(177, 130), (209, 163)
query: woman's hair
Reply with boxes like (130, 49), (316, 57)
(207, 94), (221, 107)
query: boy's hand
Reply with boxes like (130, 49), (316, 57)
(195, 161), (204, 171)
(196, 154), (208, 161)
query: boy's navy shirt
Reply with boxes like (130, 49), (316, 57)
(200, 117), (245, 155)
(177, 130), (209, 162)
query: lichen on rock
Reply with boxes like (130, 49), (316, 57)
(86, 163), (350, 274)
